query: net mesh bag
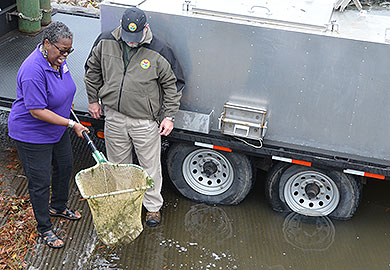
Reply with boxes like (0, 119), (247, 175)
(75, 163), (153, 245)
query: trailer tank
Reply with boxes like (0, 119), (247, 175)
(99, 0), (390, 219)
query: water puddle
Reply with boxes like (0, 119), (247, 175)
(84, 175), (390, 270)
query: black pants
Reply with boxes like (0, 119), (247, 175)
(15, 130), (73, 234)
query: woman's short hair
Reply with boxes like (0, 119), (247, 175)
(42, 21), (73, 44)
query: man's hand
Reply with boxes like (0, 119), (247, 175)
(89, 102), (102, 119)
(159, 118), (174, 136)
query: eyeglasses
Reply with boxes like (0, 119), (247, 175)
(51, 43), (74, 55)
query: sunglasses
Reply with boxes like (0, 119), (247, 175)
(51, 42), (74, 55)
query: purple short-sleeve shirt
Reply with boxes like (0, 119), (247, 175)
(8, 44), (76, 144)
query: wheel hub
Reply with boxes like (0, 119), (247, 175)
(305, 183), (320, 199)
(202, 160), (218, 177)
(283, 171), (340, 216)
(182, 149), (234, 196)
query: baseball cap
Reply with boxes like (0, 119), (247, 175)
(121, 7), (147, 43)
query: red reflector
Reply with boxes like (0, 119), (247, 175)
(96, 131), (105, 139)
(292, 159), (312, 167)
(213, 145), (232, 152)
(80, 121), (92, 127)
(364, 172), (385, 180)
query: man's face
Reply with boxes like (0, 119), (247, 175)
(125, 25), (148, 48)
(127, 42), (139, 48)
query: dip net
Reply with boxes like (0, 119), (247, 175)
(75, 162), (153, 245)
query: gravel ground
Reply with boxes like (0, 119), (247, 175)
(360, 0), (390, 9)
(51, 0), (101, 9)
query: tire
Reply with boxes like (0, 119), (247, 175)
(166, 143), (253, 205)
(265, 162), (291, 212)
(265, 163), (362, 220)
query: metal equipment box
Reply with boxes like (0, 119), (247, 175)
(219, 102), (267, 141)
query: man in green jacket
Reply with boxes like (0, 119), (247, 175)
(84, 7), (185, 227)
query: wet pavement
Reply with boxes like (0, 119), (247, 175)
(1, 110), (390, 269)
(83, 178), (390, 270)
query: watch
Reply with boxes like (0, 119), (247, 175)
(68, 119), (76, 128)
(165, 117), (175, 122)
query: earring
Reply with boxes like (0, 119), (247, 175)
(43, 49), (48, 57)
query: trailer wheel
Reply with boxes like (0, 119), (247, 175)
(266, 164), (362, 220)
(166, 143), (253, 205)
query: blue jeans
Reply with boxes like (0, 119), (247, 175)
(15, 130), (73, 234)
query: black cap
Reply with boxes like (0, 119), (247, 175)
(121, 7), (147, 43)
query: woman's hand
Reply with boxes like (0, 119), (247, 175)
(73, 123), (90, 138)
(29, 109), (90, 138)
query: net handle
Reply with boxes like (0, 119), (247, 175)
(71, 110), (107, 163)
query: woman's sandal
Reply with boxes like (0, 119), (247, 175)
(49, 207), (82, 220)
(40, 230), (64, 249)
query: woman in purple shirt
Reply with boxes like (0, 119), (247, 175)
(8, 22), (89, 248)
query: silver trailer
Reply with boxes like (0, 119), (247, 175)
(99, 0), (390, 220)
(1, 0), (389, 220)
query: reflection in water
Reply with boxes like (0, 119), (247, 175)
(268, 266), (286, 270)
(88, 227), (168, 269)
(169, 203), (240, 269)
(282, 212), (335, 251)
(184, 204), (233, 243)
(87, 204), (238, 270)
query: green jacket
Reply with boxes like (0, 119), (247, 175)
(85, 26), (185, 120)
